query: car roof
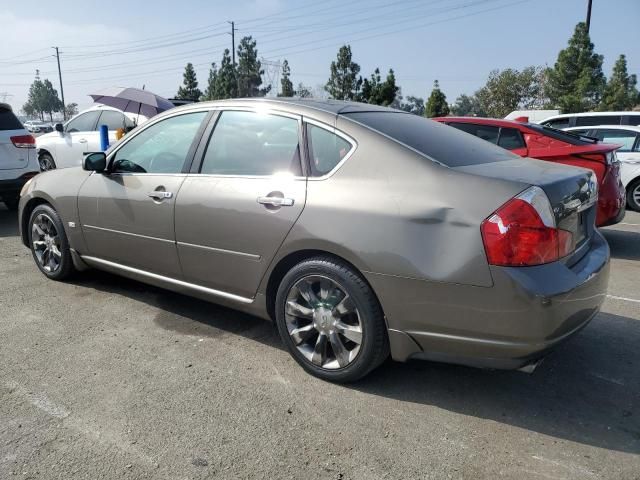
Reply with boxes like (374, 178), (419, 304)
(170, 97), (407, 120)
(566, 125), (640, 133)
(432, 116), (525, 129)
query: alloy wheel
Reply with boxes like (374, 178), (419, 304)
(285, 275), (363, 370)
(633, 184), (640, 209)
(39, 155), (54, 171)
(31, 213), (62, 273)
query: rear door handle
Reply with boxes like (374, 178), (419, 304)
(148, 191), (173, 200)
(78, 138), (88, 143)
(257, 196), (294, 207)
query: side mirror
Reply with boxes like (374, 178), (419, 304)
(83, 152), (107, 172)
(54, 123), (64, 133)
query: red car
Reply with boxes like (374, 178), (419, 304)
(433, 116), (626, 226)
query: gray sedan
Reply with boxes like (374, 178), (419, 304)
(18, 99), (609, 382)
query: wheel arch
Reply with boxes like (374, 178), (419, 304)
(263, 248), (384, 324)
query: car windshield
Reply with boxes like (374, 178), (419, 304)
(525, 123), (598, 145)
(342, 111), (517, 167)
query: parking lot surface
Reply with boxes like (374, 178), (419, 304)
(1, 205), (638, 479)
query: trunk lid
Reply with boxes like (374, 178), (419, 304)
(454, 157), (598, 256)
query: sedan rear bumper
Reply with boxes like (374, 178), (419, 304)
(365, 231), (610, 370)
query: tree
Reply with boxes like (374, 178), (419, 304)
(203, 62), (219, 101)
(325, 45), (361, 100)
(23, 75), (62, 121)
(296, 83), (313, 98)
(600, 54), (640, 111)
(475, 67), (545, 118)
(425, 80), (450, 117)
(450, 94), (486, 116)
(545, 22), (606, 113)
(279, 59), (294, 97)
(399, 95), (425, 116)
(359, 68), (399, 106)
(215, 49), (238, 99)
(236, 36), (269, 97)
(176, 63), (202, 101)
(64, 103), (78, 118)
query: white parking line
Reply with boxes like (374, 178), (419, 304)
(606, 294), (640, 304)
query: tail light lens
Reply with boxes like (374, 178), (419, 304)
(481, 186), (573, 266)
(10, 134), (36, 149)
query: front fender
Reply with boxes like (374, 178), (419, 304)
(19, 168), (92, 252)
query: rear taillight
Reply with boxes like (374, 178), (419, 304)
(481, 186), (573, 266)
(10, 134), (36, 148)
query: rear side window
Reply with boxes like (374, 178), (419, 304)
(449, 123), (499, 144)
(307, 124), (353, 176)
(624, 115), (640, 126)
(97, 110), (126, 131)
(592, 129), (639, 152)
(66, 111), (101, 133)
(498, 128), (526, 150)
(575, 115), (621, 127)
(0, 108), (23, 130)
(344, 112), (516, 167)
(201, 111), (302, 176)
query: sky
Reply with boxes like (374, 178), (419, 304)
(1, 0), (639, 114)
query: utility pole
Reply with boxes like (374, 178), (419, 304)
(53, 47), (66, 120)
(227, 21), (236, 66)
(586, 0), (593, 33)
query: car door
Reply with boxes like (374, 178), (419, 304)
(56, 111), (101, 168)
(77, 110), (210, 277)
(591, 128), (640, 187)
(174, 109), (306, 299)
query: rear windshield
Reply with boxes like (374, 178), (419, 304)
(525, 123), (598, 145)
(0, 108), (23, 131)
(342, 111), (516, 167)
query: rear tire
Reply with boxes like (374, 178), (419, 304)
(28, 204), (75, 281)
(627, 179), (640, 212)
(275, 256), (389, 383)
(39, 152), (56, 171)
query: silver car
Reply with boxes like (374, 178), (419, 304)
(18, 99), (610, 382)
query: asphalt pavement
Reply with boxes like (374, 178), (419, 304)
(1, 204), (638, 479)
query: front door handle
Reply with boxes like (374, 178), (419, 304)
(148, 191), (173, 200)
(78, 138), (88, 143)
(257, 196), (294, 207)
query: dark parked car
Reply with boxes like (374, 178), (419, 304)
(19, 99), (609, 382)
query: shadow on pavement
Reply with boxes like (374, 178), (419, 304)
(602, 228), (640, 261)
(72, 268), (640, 455)
(0, 205), (19, 238)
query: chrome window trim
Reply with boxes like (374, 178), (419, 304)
(83, 224), (174, 244)
(81, 255), (254, 304)
(177, 241), (261, 261)
(304, 117), (358, 180)
(183, 173), (307, 180)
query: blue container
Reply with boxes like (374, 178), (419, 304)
(99, 124), (109, 151)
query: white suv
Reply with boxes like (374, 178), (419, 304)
(0, 103), (40, 210)
(36, 104), (148, 170)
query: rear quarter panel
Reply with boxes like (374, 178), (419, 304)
(264, 117), (528, 294)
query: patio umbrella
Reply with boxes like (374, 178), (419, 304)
(89, 87), (174, 123)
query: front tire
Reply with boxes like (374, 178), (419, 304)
(627, 179), (640, 212)
(275, 256), (389, 383)
(39, 152), (56, 171)
(28, 204), (75, 280)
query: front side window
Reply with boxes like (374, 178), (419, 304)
(307, 124), (353, 176)
(544, 118), (570, 129)
(200, 111), (301, 176)
(97, 110), (126, 131)
(111, 112), (207, 174)
(65, 111), (101, 133)
(592, 129), (639, 152)
(449, 122), (500, 144)
(576, 115), (621, 127)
